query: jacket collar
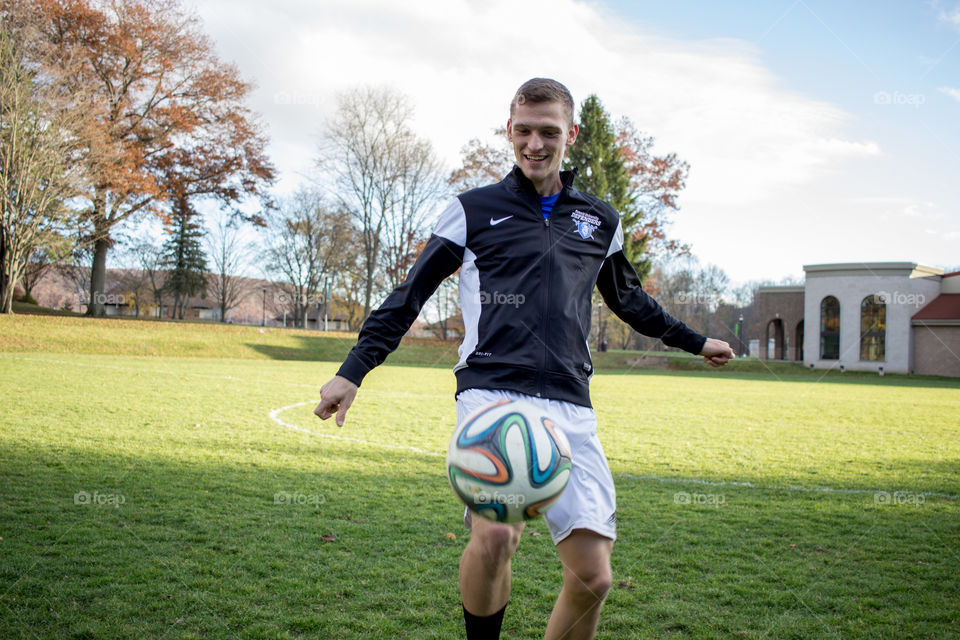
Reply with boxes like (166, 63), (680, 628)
(505, 165), (580, 197)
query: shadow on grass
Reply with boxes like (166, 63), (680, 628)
(246, 339), (353, 362)
(246, 334), (460, 369)
(1, 440), (957, 639)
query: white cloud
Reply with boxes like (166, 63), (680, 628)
(195, 0), (878, 207)
(848, 197), (938, 219)
(939, 86), (960, 102)
(938, 3), (960, 30)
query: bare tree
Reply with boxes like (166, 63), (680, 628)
(134, 241), (165, 318)
(115, 267), (149, 317)
(334, 251), (367, 332)
(55, 245), (92, 312)
(0, 16), (83, 313)
(206, 214), (252, 322)
(20, 238), (68, 301)
(380, 135), (446, 291)
(426, 275), (460, 340)
(264, 190), (353, 328)
(317, 86), (445, 320)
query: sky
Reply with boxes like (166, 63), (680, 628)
(184, 0), (960, 285)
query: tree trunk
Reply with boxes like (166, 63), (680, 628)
(0, 284), (10, 314)
(87, 235), (109, 317)
(362, 266), (373, 322)
(596, 303), (608, 350)
(0, 228), (9, 313)
(0, 264), (12, 314)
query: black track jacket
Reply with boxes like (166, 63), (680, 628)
(337, 167), (706, 407)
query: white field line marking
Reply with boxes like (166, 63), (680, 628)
(270, 401), (443, 457)
(7, 355), (956, 500)
(269, 402), (960, 500)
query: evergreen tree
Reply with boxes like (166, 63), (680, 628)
(161, 195), (208, 319)
(565, 95), (652, 280)
(566, 95), (632, 211)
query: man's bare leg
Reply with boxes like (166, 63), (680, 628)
(543, 529), (614, 640)
(459, 515), (525, 615)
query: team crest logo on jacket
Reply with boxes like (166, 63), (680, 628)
(571, 210), (601, 240)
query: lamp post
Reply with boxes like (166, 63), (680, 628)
(737, 313), (744, 357)
(323, 278), (330, 332)
(261, 286), (266, 327)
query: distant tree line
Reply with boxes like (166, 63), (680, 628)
(2, 0), (758, 344)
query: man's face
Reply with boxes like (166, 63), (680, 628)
(507, 100), (578, 195)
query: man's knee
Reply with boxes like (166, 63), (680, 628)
(468, 520), (523, 567)
(564, 565), (612, 605)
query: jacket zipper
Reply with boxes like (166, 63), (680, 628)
(539, 214), (553, 398)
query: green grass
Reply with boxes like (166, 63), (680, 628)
(1, 316), (959, 639)
(0, 312), (460, 368)
(3, 312), (948, 382)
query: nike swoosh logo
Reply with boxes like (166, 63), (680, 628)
(490, 216), (513, 226)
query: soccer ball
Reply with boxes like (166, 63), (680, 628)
(447, 398), (573, 523)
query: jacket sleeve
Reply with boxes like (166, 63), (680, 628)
(336, 200), (467, 386)
(595, 223), (706, 355)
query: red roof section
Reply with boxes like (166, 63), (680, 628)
(913, 294), (960, 321)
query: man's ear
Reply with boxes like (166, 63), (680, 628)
(567, 123), (579, 145)
(506, 120), (513, 142)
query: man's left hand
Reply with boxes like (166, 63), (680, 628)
(700, 338), (735, 367)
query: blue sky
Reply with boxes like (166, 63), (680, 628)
(175, 0), (959, 285)
(589, 0), (960, 279)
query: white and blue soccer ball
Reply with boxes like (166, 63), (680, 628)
(446, 398), (573, 523)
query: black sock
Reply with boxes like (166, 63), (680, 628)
(463, 602), (507, 640)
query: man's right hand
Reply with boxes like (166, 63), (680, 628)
(314, 376), (358, 427)
(700, 338), (735, 367)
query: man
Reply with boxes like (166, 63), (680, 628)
(315, 78), (734, 640)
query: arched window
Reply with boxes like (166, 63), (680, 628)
(860, 295), (886, 361)
(820, 296), (840, 360)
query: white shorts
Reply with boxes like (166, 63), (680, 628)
(457, 388), (617, 545)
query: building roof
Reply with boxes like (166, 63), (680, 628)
(803, 262), (943, 279)
(756, 285), (805, 294)
(913, 294), (960, 321)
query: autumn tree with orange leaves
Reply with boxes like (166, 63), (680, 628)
(447, 128), (513, 195)
(12, 0), (274, 316)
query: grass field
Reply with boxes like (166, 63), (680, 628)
(1, 315), (959, 639)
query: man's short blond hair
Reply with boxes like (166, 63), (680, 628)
(509, 78), (575, 126)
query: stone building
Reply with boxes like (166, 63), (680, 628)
(755, 262), (959, 377)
